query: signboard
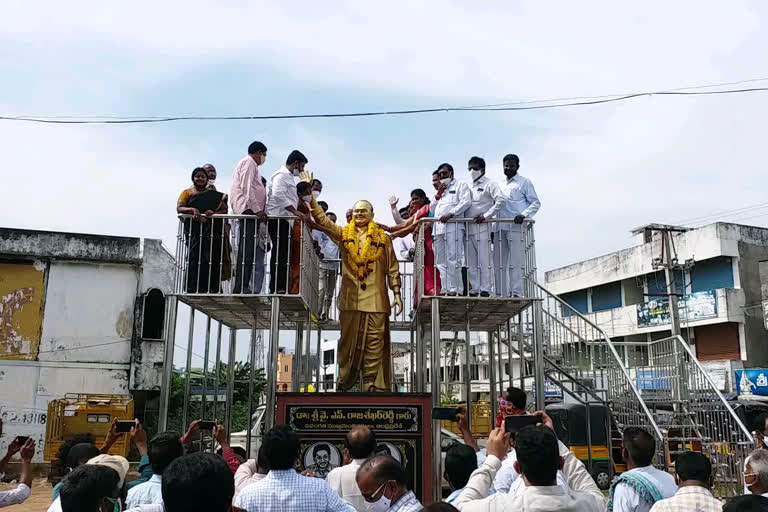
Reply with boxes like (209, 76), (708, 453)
(277, 393), (433, 503)
(736, 369), (768, 399)
(637, 290), (717, 328)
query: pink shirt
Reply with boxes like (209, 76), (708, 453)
(230, 155), (266, 214)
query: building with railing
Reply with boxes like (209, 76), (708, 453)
(545, 222), (768, 391)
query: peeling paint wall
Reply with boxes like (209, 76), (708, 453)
(0, 228), (140, 263)
(0, 261), (45, 360)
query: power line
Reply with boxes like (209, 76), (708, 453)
(673, 201), (768, 225)
(2, 85), (768, 125)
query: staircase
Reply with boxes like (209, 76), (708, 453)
(524, 282), (754, 496)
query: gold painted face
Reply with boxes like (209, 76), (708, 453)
(352, 200), (374, 227)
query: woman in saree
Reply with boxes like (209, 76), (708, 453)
(177, 167), (229, 293)
(389, 187), (441, 302)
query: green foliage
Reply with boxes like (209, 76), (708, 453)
(167, 362), (266, 433)
(441, 393), (461, 405)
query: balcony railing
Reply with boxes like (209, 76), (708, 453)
(173, 214), (321, 313)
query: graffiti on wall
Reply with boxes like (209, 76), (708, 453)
(0, 262), (45, 359)
(0, 405), (47, 462)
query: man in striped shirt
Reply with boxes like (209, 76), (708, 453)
(649, 452), (721, 512)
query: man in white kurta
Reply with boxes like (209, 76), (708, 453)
(433, 163), (472, 295)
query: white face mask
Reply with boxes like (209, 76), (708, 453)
(292, 168), (301, 177)
(440, 177), (451, 185)
(207, 179), (216, 186)
(470, 170), (482, 181)
(302, 195), (312, 203)
(312, 190), (321, 198)
(366, 483), (392, 512)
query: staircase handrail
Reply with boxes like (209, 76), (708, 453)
(535, 281), (665, 443)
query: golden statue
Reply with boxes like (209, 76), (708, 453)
(310, 197), (402, 392)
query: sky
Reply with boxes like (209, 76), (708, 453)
(3, 1), (768, 370)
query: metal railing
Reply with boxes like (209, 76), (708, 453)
(534, 282), (668, 466)
(173, 214), (322, 312)
(634, 335), (754, 496)
(412, 218), (536, 302)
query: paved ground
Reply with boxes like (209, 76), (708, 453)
(1, 478), (53, 511)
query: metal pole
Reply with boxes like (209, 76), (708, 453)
(246, 316), (257, 458)
(225, 329), (237, 441)
(430, 298), (442, 504)
(585, 402), (593, 476)
(488, 330), (498, 422)
(304, 310), (312, 388)
(265, 298), (281, 430)
(497, 325), (504, 397)
(409, 325), (415, 393)
(533, 301), (546, 410)
(293, 323), (303, 391)
(315, 324), (322, 390)
(201, 317), (212, 419)
(181, 309), (196, 431)
(506, 319), (514, 390)
(464, 312), (472, 431)
(158, 296), (178, 431)
(662, 230), (682, 337)
(518, 312), (525, 389)
(212, 322), (223, 421)
(415, 315), (425, 392)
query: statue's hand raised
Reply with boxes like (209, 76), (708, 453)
(392, 294), (403, 316)
(299, 169), (314, 184)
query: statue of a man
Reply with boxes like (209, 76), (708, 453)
(310, 197), (402, 392)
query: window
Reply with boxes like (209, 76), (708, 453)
(323, 349), (335, 366)
(591, 281), (622, 312)
(560, 290), (588, 316)
(141, 288), (166, 340)
(323, 374), (334, 390)
(284, 365), (288, 373)
(691, 257), (733, 293)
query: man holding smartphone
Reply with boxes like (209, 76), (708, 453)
(452, 412), (604, 512)
(0, 430), (35, 508)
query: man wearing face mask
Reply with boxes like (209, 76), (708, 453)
(312, 179), (323, 199)
(745, 449), (768, 498)
(493, 154), (540, 298)
(266, 150), (309, 294)
(231, 141), (268, 294)
(465, 156), (504, 297)
(203, 163), (218, 190)
(433, 163), (472, 296)
(356, 455), (423, 512)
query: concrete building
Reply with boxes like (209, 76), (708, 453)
(0, 228), (175, 459)
(276, 348), (293, 392)
(544, 222), (768, 391)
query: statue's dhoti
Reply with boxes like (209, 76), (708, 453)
(338, 310), (391, 392)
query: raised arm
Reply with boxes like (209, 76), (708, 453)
(309, 197), (343, 241)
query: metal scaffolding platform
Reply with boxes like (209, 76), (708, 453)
(178, 293), (312, 329)
(416, 296), (534, 330)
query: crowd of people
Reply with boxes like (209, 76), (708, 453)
(3, 393), (768, 511)
(177, 140), (542, 305)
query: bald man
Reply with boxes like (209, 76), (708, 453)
(356, 456), (422, 512)
(326, 426), (377, 511)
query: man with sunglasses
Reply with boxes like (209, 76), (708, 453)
(356, 455), (422, 512)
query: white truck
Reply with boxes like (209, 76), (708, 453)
(229, 405), (267, 459)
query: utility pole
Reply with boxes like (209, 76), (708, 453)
(647, 224), (693, 337)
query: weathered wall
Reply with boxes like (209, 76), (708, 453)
(37, 261), (138, 363)
(737, 234), (768, 366)
(0, 361), (129, 461)
(0, 228), (140, 263)
(131, 239), (175, 391)
(0, 261), (46, 359)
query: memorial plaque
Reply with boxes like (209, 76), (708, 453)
(277, 393), (433, 503)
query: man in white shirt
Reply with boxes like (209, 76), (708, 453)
(126, 431), (184, 508)
(326, 426), (377, 511)
(231, 141), (268, 294)
(493, 154), (540, 297)
(266, 150), (309, 294)
(433, 163), (472, 296)
(453, 413), (605, 512)
(158, 452), (237, 512)
(356, 455), (423, 512)
(608, 427), (677, 512)
(649, 451), (722, 512)
(465, 156), (504, 297)
(235, 425), (356, 512)
(317, 212), (341, 321)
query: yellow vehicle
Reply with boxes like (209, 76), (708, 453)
(44, 393), (134, 462)
(547, 402), (623, 490)
(440, 402), (492, 437)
